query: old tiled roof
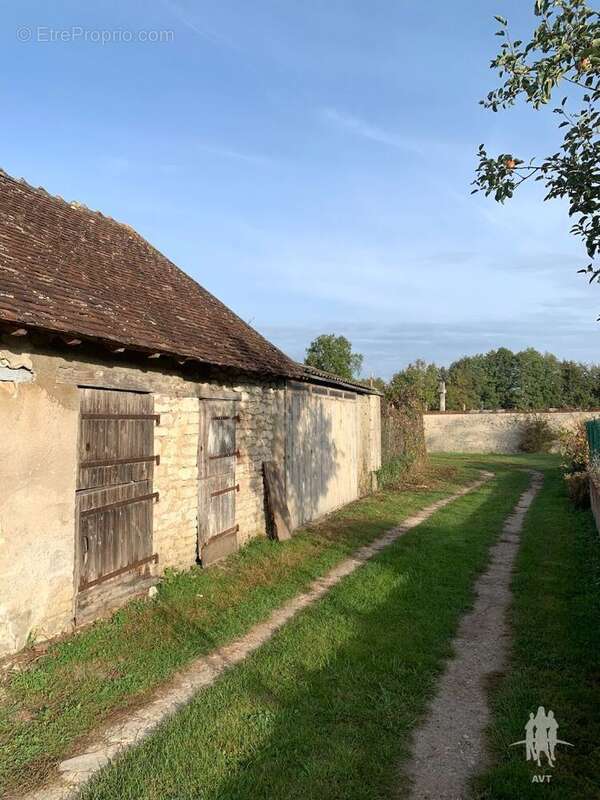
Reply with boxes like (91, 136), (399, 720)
(0, 169), (302, 377)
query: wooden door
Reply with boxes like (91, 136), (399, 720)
(76, 388), (159, 592)
(198, 399), (239, 563)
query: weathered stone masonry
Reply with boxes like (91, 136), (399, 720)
(0, 341), (379, 657)
(153, 395), (200, 571)
(153, 380), (286, 572)
(0, 168), (382, 659)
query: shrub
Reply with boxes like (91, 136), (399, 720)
(380, 390), (426, 478)
(558, 422), (590, 474)
(563, 472), (590, 509)
(519, 416), (557, 453)
(376, 457), (414, 490)
(558, 423), (591, 508)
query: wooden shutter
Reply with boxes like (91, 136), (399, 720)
(76, 388), (159, 592)
(198, 399), (239, 564)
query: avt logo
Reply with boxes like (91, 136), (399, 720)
(510, 707), (573, 782)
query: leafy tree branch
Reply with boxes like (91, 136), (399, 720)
(472, 0), (600, 281)
(304, 334), (363, 380)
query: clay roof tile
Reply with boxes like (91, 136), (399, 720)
(0, 170), (301, 378)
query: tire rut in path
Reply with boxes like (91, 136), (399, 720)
(17, 472), (493, 800)
(404, 470), (543, 800)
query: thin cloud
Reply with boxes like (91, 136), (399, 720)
(322, 108), (424, 155)
(260, 313), (600, 379)
(160, 0), (238, 49)
(195, 142), (273, 166)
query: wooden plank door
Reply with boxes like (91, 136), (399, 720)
(76, 388), (159, 592)
(198, 399), (239, 564)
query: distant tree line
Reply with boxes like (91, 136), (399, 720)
(384, 348), (600, 411)
(304, 336), (600, 412)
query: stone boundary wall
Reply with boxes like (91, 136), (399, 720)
(424, 409), (600, 454)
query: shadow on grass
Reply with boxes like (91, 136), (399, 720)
(0, 467), (483, 794)
(82, 470), (530, 800)
(471, 468), (600, 800)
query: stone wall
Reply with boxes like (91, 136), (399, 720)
(424, 409), (600, 454)
(0, 338), (380, 656)
(0, 341), (290, 656)
(153, 395), (200, 571)
(235, 382), (285, 545)
(153, 382), (285, 570)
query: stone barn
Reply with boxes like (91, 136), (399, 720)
(0, 170), (381, 657)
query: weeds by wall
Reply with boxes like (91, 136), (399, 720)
(378, 397), (426, 488)
(559, 421), (591, 508)
(519, 415), (557, 453)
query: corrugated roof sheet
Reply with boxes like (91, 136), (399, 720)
(300, 364), (381, 395)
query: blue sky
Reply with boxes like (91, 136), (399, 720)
(1, 1), (597, 378)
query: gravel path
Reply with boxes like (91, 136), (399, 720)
(16, 472), (493, 800)
(405, 470), (543, 800)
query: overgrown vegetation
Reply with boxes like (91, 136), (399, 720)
(473, 468), (600, 799)
(0, 462), (477, 795)
(378, 385), (427, 488)
(558, 421), (591, 506)
(519, 415), (557, 453)
(81, 468), (529, 800)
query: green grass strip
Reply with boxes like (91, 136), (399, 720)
(81, 469), (529, 800)
(0, 463), (480, 793)
(472, 468), (600, 799)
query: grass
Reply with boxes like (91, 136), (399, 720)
(471, 465), (600, 799)
(0, 459), (479, 794)
(80, 465), (531, 800)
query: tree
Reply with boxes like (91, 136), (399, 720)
(304, 334), (363, 380)
(365, 376), (387, 393)
(589, 363), (600, 405)
(473, 1), (600, 283)
(561, 359), (594, 406)
(446, 357), (482, 410)
(514, 348), (553, 409)
(540, 352), (565, 407)
(485, 347), (519, 408)
(388, 360), (440, 410)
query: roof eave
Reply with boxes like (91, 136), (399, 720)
(0, 317), (302, 381)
